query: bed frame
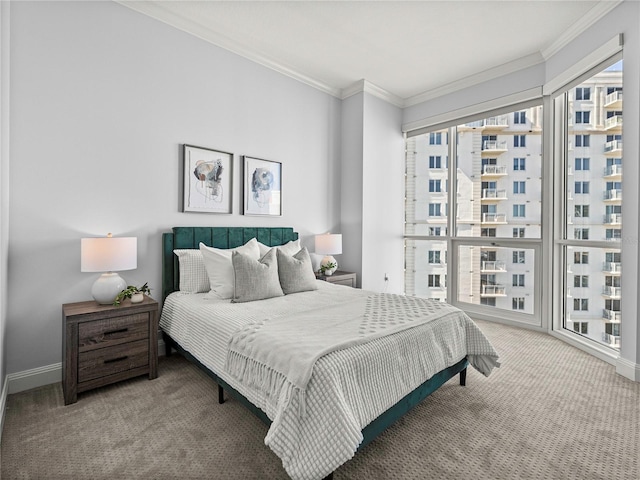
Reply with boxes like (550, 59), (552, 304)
(161, 226), (468, 480)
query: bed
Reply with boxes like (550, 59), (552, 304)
(160, 226), (499, 480)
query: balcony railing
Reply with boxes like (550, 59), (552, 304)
(602, 286), (621, 298)
(604, 213), (622, 225)
(603, 262), (621, 274)
(481, 261), (507, 272)
(602, 332), (621, 347)
(482, 140), (508, 151)
(605, 115), (623, 130)
(604, 90), (623, 107)
(603, 189), (622, 201)
(481, 213), (507, 224)
(481, 165), (508, 176)
(604, 164), (622, 177)
(480, 285), (506, 296)
(481, 188), (507, 200)
(484, 116), (509, 128)
(604, 140), (623, 153)
(602, 309), (621, 322)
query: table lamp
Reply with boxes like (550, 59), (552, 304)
(81, 233), (137, 304)
(315, 233), (342, 276)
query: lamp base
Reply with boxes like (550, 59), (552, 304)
(321, 255), (338, 276)
(91, 272), (127, 305)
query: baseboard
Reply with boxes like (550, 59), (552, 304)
(0, 374), (9, 442)
(616, 357), (640, 382)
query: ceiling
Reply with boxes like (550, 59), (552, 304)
(120, 0), (621, 106)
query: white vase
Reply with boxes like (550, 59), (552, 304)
(130, 292), (144, 303)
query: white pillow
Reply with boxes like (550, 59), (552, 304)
(173, 249), (210, 293)
(200, 238), (260, 299)
(257, 239), (301, 257)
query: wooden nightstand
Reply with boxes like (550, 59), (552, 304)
(62, 296), (159, 405)
(316, 270), (357, 288)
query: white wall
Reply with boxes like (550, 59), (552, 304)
(6, 1), (342, 375)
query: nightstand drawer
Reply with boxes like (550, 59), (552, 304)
(78, 314), (149, 352)
(78, 339), (149, 383)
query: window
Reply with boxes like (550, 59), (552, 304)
(573, 322), (589, 334)
(429, 132), (442, 145)
(481, 298), (496, 306)
(513, 251), (525, 264)
(574, 182), (589, 194)
(429, 156), (442, 169)
(481, 228), (497, 237)
(574, 205), (589, 218)
(514, 111), (526, 124)
(512, 274), (525, 287)
(574, 275), (589, 288)
(514, 135), (526, 147)
(574, 251), (589, 264)
(513, 158), (526, 170)
(429, 179), (442, 192)
(428, 251), (441, 264)
(575, 111), (591, 124)
(573, 298), (589, 311)
(574, 158), (590, 170)
(606, 229), (621, 240)
(513, 228), (525, 238)
(575, 135), (590, 147)
(512, 297), (525, 310)
(428, 203), (442, 217)
(428, 274), (441, 287)
(429, 227), (442, 236)
(575, 87), (591, 100)
(513, 205), (525, 217)
(574, 228), (589, 240)
(513, 181), (526, 194)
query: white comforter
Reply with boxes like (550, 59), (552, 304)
(160, 282), (500, 480)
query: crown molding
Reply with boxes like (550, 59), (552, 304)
(341, 80), (404, 108)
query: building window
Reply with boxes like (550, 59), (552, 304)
(512, 274), (525, 287)
(514, 111), (526, 124)
(481, 228), (496, 237)
(574, 205), (589, 218)
(429, 156), (442, 168)
(513, 204), (525, 217)
(428, 251), (441, 264)
(605, 323), (620, 337)
(428, 203), (442, 217)
(574, 275), (589, 288)
(575, 111), (591, 124)
(574, 252), (589, 264)
(575, 135), (590, 147)
(573, 322), (589, 334)
(606, 229), (622, 240)
(429, 132), (442, 145)
(575, 87), (591, 100)
(574, 158), (590, 170)
(574, 228), (589, 240)
(513, 181), (526, 194)
(574, 181), (590, 194)
(513, 251), (525, 264)
(513, 228), (525, 238)
(429, 179), (442, 192)
(428, 274), (441, 287)
(573, 298), (589, 311)
(429, 227), (442, 236)
(514, 135), (526, 147)
(512, 297), (525, 310)
(481, 298), (496, 306)
(513, 158), (526, 170)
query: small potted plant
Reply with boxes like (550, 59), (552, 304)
(114, 283), (151, 306)
(319, 261), (337, 276)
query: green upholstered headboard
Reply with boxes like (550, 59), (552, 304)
(162, 226), (299, 301)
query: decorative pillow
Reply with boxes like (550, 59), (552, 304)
(200, 238), (260, 299)
(231, 248), (284, 303)
(277, 247), (318, 295)
(257, 239), (301, 257)
(173, 249), (210, 293)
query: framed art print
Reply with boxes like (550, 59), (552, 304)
(243, 156), (282, 216)
(183, 144), (233, 214)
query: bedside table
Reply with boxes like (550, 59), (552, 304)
(62, 296), (159, 405)
(316, 270), (357, 288)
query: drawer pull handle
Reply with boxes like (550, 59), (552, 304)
(104, 328), (128, 336)
(104, 356), (128, 364)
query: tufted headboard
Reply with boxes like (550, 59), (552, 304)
(162, 226), (299, 301)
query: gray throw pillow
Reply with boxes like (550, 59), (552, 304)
(231, 248), (284, 303)
(277, 247), (319, 295)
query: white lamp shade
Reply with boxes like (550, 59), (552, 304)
(81, 236), (137, 272)
(315, 234), (342, 255)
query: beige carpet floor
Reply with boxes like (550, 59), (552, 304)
(2, 320), (639, 480)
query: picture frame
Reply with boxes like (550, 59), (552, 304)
(183, 144), (233, 214)
(243, 156), (282, 216)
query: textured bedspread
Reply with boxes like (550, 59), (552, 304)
(160, 282), (499, 480)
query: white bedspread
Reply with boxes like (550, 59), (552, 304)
(160, 282), (499, 480)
